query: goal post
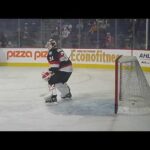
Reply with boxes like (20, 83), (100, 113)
(115, 55), (150, 114)
(115, 55), (122, 114)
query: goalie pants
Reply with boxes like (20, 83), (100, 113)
(48, 71), (72, 86)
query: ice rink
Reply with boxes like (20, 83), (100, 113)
(0, 66), (150, 131)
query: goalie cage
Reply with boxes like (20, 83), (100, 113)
(115, 55), (150, 114)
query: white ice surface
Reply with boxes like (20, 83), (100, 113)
(0, 67), (150, 131)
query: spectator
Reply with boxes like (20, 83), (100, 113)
(0, 41), (2, 47)
(7, 41), (13, 48)
(0, 32), (8, 47)
(62, 27), (70, 39)
(105, 32), (114, 48)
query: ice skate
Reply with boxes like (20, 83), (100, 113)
(61, 92), (72, 100)
(44, 95), (57, 103)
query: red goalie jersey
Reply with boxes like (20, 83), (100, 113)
(47, 47), (72, 74)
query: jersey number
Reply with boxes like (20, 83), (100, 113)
(48, 56), (54, 61)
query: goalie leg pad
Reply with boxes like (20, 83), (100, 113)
(55, 83), (71, 98)
(44, 84), (57, 103)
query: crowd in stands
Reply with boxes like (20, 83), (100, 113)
(0, 19), (149, 49)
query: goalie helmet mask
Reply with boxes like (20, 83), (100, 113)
(45, 39), (57, 50)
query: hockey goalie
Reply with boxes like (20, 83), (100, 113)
(42, 39), (73, 103)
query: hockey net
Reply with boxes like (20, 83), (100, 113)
(115, 55), (150, 114)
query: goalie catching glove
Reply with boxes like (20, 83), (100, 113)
(41, 71), (54, 81)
